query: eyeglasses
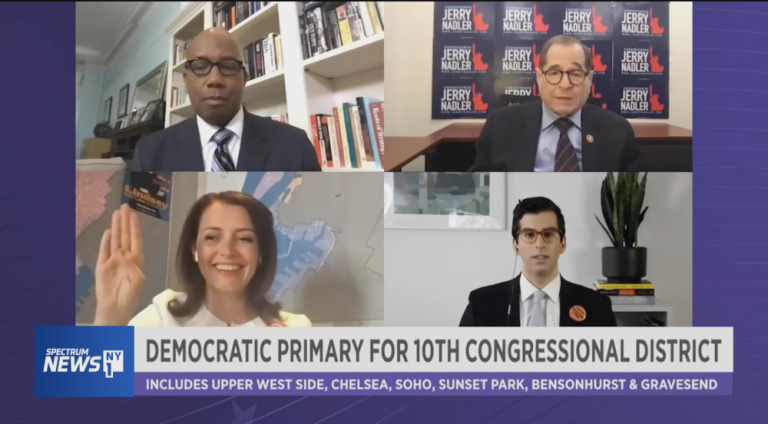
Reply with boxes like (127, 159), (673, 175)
(517, 228), (562, 244)
(185, 59), (245, 77)
(543, 69), (588, 86)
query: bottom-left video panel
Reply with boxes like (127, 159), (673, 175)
(75, 171), (384, 328)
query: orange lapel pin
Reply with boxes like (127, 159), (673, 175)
(586, 134), (594, 143)
(569, 305), (587, 322)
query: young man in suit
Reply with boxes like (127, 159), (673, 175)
(470, 35), (638, 172)
(459, 197), (616, 327)
(131, 28), (321, 172)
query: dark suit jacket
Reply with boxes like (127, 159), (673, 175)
(459, 275), (617, 327)
(130, 112), (322, 172)
(470, 99), (638, 172)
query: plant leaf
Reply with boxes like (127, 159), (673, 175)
(595, 215), (617, 247)
(600, 178), (615, 239)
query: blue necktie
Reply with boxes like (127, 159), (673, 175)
(211, 128), (235, 172)
(528, 290), (547, 327)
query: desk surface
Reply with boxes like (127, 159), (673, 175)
(384, 122), (692, 171)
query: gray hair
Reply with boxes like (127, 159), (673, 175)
(539, 35), (593, 71)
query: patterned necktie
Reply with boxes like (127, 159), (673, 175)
(528, 290), (547, 327)
(211, 128), (236, 172)
(554, 118), (580, 172)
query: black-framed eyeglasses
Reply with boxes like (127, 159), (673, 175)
(517, 228), (562, 243)
(542, 69), (589, 86)
(185, 58), (245, 77)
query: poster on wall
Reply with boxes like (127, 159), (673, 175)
(432, 77), (495, 119)
(432, 2), (670, 120)
(432, 37), (494, 79)
(434, 1), (495, 40)
(611, 78), (669, 119)
(614, 2), (669, 39)
(121, 172), (172, 221)
(496, 2), (562, 39)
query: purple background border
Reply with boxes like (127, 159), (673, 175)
(2, 2), (767, 423)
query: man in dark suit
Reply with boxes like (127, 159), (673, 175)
(470, 35), (638, 172)
(460, 197), (616, 327)
(131, 28), (321, 172)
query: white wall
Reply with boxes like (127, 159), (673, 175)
(384, 172), (692, 327)
(385, 1), (693, 140)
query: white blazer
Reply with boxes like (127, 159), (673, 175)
(128, 289), (312, 327)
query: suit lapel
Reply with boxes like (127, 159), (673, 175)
(513, 100), (543, 171)
(236, 112), (270, 171)
(580, 105), (601, 172)
(175, 119), (205, 171)
(507, 275), (522, 327)
(559, 277), (579, 327)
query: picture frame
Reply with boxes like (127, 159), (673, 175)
(117, 83), (130, 118)
(140, 100), (160, 123)
(114, 120), (123, 130)
(103, 96), (112, 123)
(384, 173), (507, 231)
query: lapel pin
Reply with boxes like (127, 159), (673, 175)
(586, 134), (594, 143)
(569, 305), (587, 322)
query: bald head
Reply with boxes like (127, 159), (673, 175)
(183, 28), (246, 127)
(186, 28), (243, 62)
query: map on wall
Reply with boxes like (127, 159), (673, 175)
(231, 171), (384, 323)
(75, 171), (115, 313)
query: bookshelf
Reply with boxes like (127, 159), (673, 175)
(164, 1), (385, 171)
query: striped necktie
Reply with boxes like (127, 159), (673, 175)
(211, 128), (236, 172)
(554, 118), (580, 172)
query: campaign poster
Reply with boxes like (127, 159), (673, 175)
(611, 78), (669, 119)
(560, 2), (613, 39)
(121, 172), (172, 221)
(587, 78), (614, 111)
(614, 2), (669, 39)
(433, 37), (494, 79)
(614, 39), (669, 79)
(494, 39), (544, 78)
(496, 2), (562, 39)
(432, 76), (495, 119)
(493, 76), (540, 106)
(434, 1), (495, 40)
(586, 40), (613, 78)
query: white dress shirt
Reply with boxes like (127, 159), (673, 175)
(197, 107), (244, 172)
(519, 273), (561, 327)
(128, 289), (312, 327)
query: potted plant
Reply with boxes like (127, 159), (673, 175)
(594, 172), (649, 283)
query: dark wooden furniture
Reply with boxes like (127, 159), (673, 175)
(108, 121), (165, 165)
(384, 122), (692, 172)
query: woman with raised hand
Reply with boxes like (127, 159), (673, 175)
(93, 192), (311, 327)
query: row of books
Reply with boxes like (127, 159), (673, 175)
(269, 113), (289, 124)
(174, 40), (190, 67)
(214, 1), (272, 31)
(243, 33), (283, 81)
(310, 97), (384, 170)
(300, 1), (384, 60)
(170, 85), (190, 109)
(595, 280), (655, 305)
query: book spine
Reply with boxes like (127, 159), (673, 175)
(327, 116), (341, 169)
(332, 107), (347, 168)
(598, 289), (655, 296)
(369, 102), (384, 164)
(336, 6), (353, 46)
(299, 14), (309, 60)
(316, 115), (328, 168)
(312, 8), (329, 55)
(366, 1), (384, 34)
(254, 39), (263, 77)
(307, 10), (318, 57)
(350, 106), (367, 168)
(356, 97), (376, 167)
(263, 37), (274, 74)
(273, 33), (283, 71)
(357, 1), (375, 37)
(335, 106), (350, 168)
(326, 8), (342, 51)
(346, 2), (364, 42)
(342, 104), (358, 168)
(309, 115), (322, 166)
(321, 116), (333, 168)
(243, 45), (251, 81)
(376, 1), (384, 28)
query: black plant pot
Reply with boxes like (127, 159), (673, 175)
(602, 247), (647, 283)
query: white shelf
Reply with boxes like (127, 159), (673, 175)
(229, 2), (280, 47)
(324, 168), (384, 172)
(613, 303), (670, 313)
(303, 32), (385, 79)
(172, 60), (186, 73)
(170, 102), (193, 117)
(242, 70), (285, 104)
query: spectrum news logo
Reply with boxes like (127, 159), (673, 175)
(43, 348), (124, 378)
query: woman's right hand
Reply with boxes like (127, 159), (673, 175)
(93, 204), (146, 326)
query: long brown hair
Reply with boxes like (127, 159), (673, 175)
(168, 191), (282, 324)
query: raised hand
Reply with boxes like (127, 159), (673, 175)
(93, 204), (146, 326)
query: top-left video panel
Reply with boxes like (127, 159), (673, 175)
(76, 1), (385, 172)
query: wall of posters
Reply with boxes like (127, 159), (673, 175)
(432, 1), (670, 119)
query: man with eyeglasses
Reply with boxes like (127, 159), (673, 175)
(459, 197), (616, 327)
(131, 28), (321, 172)
(470, 35), (638, 172)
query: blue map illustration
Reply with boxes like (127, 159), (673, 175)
(241, 172), (338, 301)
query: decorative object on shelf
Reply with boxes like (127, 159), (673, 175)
(384, 172), (506, 231)
(140, 99), (165, 123)
(93, 123), (112, 138)
(103, 96), (112, 123)
(131, 61), (168, 121)
(117, 83), (130, 118)
(595, 172), (649, 283)
(114, 120), (123, 130)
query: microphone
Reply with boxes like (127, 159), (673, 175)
(506, 248), (519, 326)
